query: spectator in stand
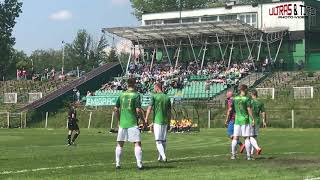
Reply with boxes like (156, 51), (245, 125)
(17, 69), (21, 80)
(51, 68), (55, 80)
(87, 91), (92, 96)
(76, 90), (80, 102)
(22, 68), (27, 80)
(89, 60), (254, 96)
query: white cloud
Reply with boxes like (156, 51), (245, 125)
(49, 10), (73, 21)
(111, 0), (128, 6)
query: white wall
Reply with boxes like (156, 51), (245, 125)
(142, 5), (259, 25)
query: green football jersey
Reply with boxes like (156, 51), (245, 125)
(116, 89), (141, 128)
(233, 95), (252, 125)
(249, 99), (265, 125)
(150, 93), (171, 125)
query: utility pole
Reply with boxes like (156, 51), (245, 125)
(62, 41), (65, 75)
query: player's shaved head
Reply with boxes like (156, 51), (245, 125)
(127, 78), (136, 88)
(226, 91), (233, 98)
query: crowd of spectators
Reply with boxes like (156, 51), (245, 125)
(16, 67), (84, 82)
(95, 60), (254, 95)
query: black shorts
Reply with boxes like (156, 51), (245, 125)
(68, 121), (79, 131)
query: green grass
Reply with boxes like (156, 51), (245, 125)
(0, 128), (320, 180)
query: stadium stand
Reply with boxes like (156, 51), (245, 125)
(257, 71), (320, 99)
(21, 62), (121, 111)
(85, 60), (258, 106)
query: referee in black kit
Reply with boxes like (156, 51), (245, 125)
(67, 104), (80, 146)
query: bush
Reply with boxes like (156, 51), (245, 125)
(307, 71), (314, 77)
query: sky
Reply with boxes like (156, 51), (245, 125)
(13, 0), (139, 55)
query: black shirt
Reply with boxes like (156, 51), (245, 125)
(68, 108), (77, 120)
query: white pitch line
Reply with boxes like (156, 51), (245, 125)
(304, 177), (320, 180)
(0, 152), (314, 175)
(0, 154), (228, 175)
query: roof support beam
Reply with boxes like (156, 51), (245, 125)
(228, 37), (235, 69)
(216, 34), (224, 63)
(266, 34), (272, 60)
(126, 47), (133, 74)
(256, 34), (263, 63)
(201, 39), (208, 70)
(188, 34), (199, 68)
(274, 35), (283, 63)
(244, 31), (256, 69)
(150, 49), (156, 72)
(162, 38), (172, 66)
(175, 40), (182, 70)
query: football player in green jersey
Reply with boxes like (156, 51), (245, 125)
(145, 83), (171, 162)
(231, 84), (255, 160)
(249, 89), (267, 156)
(114, 78), (144, 170)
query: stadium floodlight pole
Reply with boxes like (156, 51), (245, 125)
(30, 59), (34, 71)
(62, 41), (65, 75)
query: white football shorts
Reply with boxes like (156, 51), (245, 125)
(250, 125), (260, 136)
(233, 124), (251, 137)
(117, 126), (141, 142)
(153, 124), (168, 141)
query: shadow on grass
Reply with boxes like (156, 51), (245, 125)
(166, 159), (197, 164)
(143, 165), (176, 170)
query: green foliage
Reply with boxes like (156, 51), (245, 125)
(130, 0), (219, 19)
(13, 50), (30, 69)
(65, 30), (108, 72)
(29, 49), (63, 72)
(0, 0), (23, 78)
(307, 71), (314, 77)
(106, 47), (118, 63)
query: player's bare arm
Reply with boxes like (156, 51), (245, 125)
(114, 107), (120, 127)
(248, 107), (255, 126)
(225, 106), (231, 127)
(145, 106), (152, 124)
(262, 112), (267, 128)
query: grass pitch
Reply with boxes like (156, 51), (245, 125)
(0, 128), (319, 180)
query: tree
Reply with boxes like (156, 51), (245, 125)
(13, 50), (29, 69)
(29, 49), (63, 73)
(65, 30), (108, 72)
(106, 47), (118, 63)
(92, 34), (109, 65)
(0, 0), (23, 78)
(130, 0), (216, 19)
